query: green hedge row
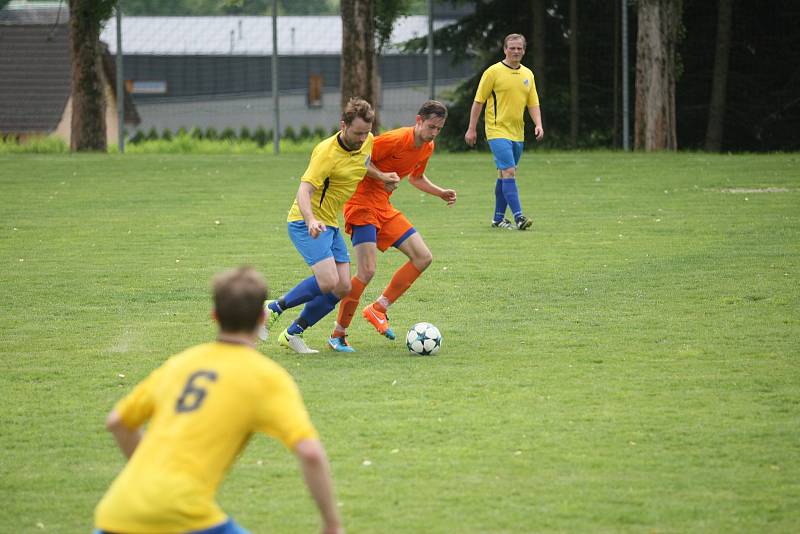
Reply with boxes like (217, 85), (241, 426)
(129, 126), (337, 146)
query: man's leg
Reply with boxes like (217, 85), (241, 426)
(362, 227), (427, 340)
(488, 139), (515, 228)
(333, 225), (378, 340)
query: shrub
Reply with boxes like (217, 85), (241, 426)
(146, 127), (159, 141)
(220, 127), (236, 141)
(161, 129), (173, 141)
(190, 127), (204, 139)
(283, 126), (297, 141)
(205, 127), (219, 140)
(299, 125), (313, 140)
(239, 126), (252, 141)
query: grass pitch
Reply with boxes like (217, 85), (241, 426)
(1, 151), (798, 533)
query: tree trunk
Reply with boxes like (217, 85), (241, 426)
(68, 0), (108, 151)
(569, 0), (579, 146)
(634, 0), (682, 151)
(341, 0), (379, 132)
(704, 0), (733, 152)
(532, 0), (546, 98)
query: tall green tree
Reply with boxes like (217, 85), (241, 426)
(68, 0), (117, 151)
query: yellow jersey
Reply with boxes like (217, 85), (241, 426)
(287, 132), (374, 227)
(474, 61), (540, 142)
(94, 342), (318, 533)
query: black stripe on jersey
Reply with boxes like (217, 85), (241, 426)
(319, 177), (331, 207)
(491, 90), (498, 126)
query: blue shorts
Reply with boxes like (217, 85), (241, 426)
(351, 223), (416, 250)
(488, 138), (524, 170)
(288, 220), (350, 266)
(94, 518), (250, 534)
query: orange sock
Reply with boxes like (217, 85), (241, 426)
(334, 276), (368, 334)
(381, 261), (423, 307)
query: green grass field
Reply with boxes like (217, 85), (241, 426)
(1, 151), (798, 533)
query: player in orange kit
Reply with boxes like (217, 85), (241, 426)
(327, 100), (457, 352)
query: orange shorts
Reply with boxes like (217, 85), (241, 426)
(344, 203), (414, 252)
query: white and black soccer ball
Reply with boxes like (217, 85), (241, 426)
(406, 322), (442, 355)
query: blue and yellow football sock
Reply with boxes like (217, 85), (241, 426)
(279, 275), (322, 310)
(501, 177), (523, 220)
(296, 293), (340, 330)
(494, 179), (507, 222)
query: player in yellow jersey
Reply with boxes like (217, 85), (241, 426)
(465, 33), (544, 231)
(260, 98), (399, 353)
(93, 266), (342, 534)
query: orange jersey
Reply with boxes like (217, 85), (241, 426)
(346, 126), (434, 209)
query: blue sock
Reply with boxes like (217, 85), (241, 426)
(494, 179), (507, 222)
(281, 276), (323, 310)
(297, 293), (340, 330)
(501, 178), (523, 219)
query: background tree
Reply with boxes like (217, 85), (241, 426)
(634, 0), (682, 151)
(704, 0), (732, 152)
(340, 0), (378, 130)
(68, 0), (117, 152)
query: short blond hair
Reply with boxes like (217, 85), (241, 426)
(503, 33), (527, 49)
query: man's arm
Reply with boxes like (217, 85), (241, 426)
(408, 174), (456, 205)
(106, 409), (142, 459)
(295, 439), (343, 534)
(528, 105), (544, 141)
(366, 162), (401, 193)
(296, 181), (325, 238)
(464, 101), (485, 146)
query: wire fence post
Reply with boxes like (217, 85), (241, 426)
(271, 0), (280, 155)
(116, 3), (124, 153)
(427, 0), (434, 100)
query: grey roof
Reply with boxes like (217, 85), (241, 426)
(0, 23), (72, 133)
(99, 15), (452, 56)
(0, 2), (67, 25)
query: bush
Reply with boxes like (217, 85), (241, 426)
(176, 127), (188, 137)
(205, 127), (219, 140)
(161, 129), (173, 141)
(220, 127), (237, 141)
(283, 126), (297, 141)
(0, 135), (68, 153)
(313, 126), (327, 139)
(189, 127), (204, 140)
(129, 131), (145, 144)
(299, 125), (313, 140)
(253, 127), (268, 147)
(239, 126), (252, 141)
(146, 127), (159, 141)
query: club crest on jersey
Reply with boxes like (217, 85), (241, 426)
(523, 79), (530, 87)
(364, 155), (371, 167)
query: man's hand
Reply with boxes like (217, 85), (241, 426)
(381, 171), (401, 193)
(307, 218), (327, 238)
(464, 128), (477, 146)
(440, 189), (457, 205)
(534, 125), (544, 141)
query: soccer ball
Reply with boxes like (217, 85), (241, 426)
(406, 322), (442, 355)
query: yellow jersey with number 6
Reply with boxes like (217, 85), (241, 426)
(94, 342), (318, 533)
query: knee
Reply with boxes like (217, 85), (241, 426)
(414, 250), (433, 272)
(358, 265), (376, 283)
(333, 278), (352, 299)
(316, 274), (337, 294)
(500, 167), (516, 178)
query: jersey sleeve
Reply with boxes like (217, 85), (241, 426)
(528, 74), (541, 107)
(114, 365), (164, 429)
(254, 366), (319, 449)
(474, 67), (496, 103)
(300, 143), (335, 189)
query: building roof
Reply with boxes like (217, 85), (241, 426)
(99, 15), (452, 56)
(0, 11), (140, 134)
(0, 23), (72, 132)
